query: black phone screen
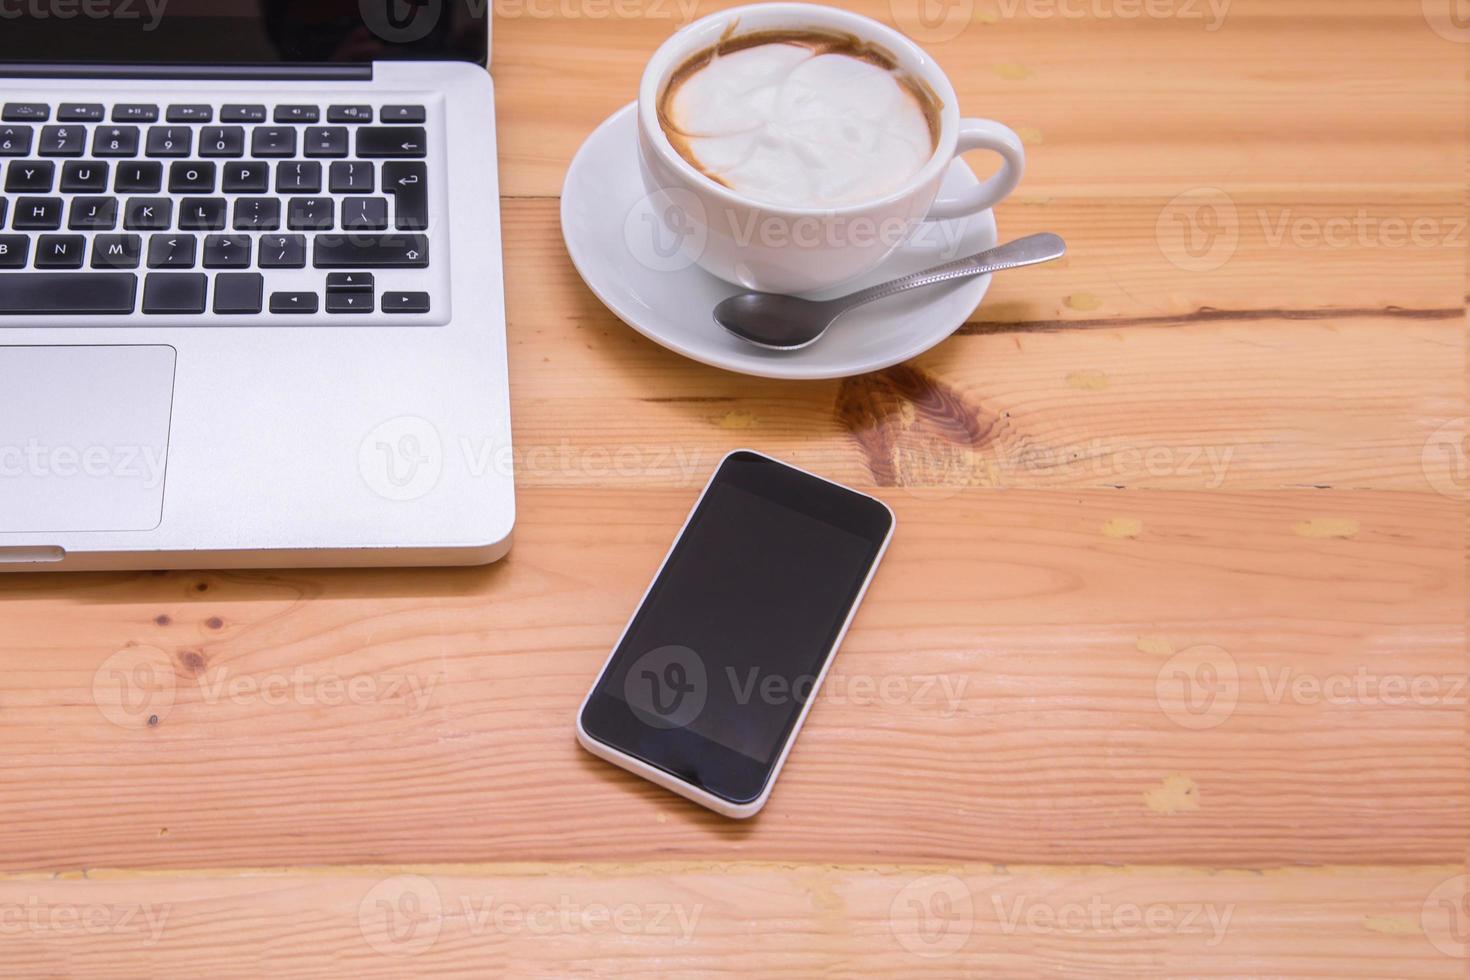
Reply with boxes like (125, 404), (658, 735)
(580, 451), (893, 805)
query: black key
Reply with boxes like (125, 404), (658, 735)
(93, 126), (140, 157)
(326, 272), (373, 291)
(203, 234), (251, 268)
(125, 198), (172, 231)
(38, 126), (85, 157)
(258, 234), (307, 268)
(0, 235), (27, 268)
(233, 197), (281, 231)
(112, 104), (159, 123)
(383, 291), (430, 314)
(287, 196), (333, 230)
(169, 161), (216, 193)
(92, 234), (142, 269)
(277, 160), (322, 194)
(115, 161), (162, 193)
(12, 197), (62, 230)
(61, 160), (109, 193)
(327, 105), (373, 124)
(142, 272), (206, 314)
(0, 199), (5, 228)
(222, 161), (269, 194)
(314, 234), (428, 268)
(270, 291), (319, 314)
(2, 103), (48, 122)
(0, 272), (136, 314)
(221, 104), (267, 123)
(35, 234), (86, 269)
(382, 162), (427, 230)
(329, 160), (374, 194)
(146, 126), (193, 157)
(68, 196), (118, 230)
(147, 234), (196, 268)
(58, 103), (105, 122)
(342, 197), (389, 230)
(326, 290), (373, 314)
(304, 127), (349, 158)
(0, 126), (33, 155)
(251, 127), (297, 158)
(381, 105), (426, 124)
(5, 160), (53, 192)
(274, 105), (319, 123)
(167, 104), (213, 123)
(214, 272), (264, 314)
(199, 126), (245, 158)
(179, 197), (226, 230)
(357, 126), (426, 158)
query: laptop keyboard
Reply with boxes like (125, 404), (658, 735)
(0, 99), (438, 319)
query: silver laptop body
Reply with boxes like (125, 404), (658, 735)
(0, 4), (514, 571)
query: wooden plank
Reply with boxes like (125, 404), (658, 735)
(506, 193), (1465, 327)
(0, 864), (1460, 977)
(0, 488), (1460, 872)
(492, 0), (1461, 197)
(503, 202), (1464, 492)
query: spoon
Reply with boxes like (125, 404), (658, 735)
(714, 232), (1067, 351)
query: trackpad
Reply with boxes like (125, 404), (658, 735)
(1, 346), (174, 533)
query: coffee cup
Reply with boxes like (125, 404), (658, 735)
(635, 2), (1024, 295)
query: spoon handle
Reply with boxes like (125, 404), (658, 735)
(834, 232), (1067, 312)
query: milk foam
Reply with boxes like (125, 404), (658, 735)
(665, 41), (935, 208)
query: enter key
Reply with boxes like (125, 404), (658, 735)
(384, 161), (428, 231)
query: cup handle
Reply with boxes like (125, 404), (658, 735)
(924, 118), (1025, 221)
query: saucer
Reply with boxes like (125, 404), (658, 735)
(560, 103), (997, 381)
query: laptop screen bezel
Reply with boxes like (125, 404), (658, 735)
(0, 1), (491, 69)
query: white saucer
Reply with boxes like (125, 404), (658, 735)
(559, 103), (997, 381)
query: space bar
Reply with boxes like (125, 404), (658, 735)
(0, 274), (138, 315)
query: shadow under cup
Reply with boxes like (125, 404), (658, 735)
(634, 2), (1023, 296)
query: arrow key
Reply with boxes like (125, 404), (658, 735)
(356, 126), (426, 158)
(326, 272), (374, 292)
(270, 291), (320, 314)
(383, 291), (430, 314)
(326, 290), (374, 314)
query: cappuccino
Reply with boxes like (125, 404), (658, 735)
(659, 30), (940, 209)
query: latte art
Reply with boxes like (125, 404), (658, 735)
(659, 32), (940, 208)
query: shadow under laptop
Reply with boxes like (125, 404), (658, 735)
(0, 559), (510, 604)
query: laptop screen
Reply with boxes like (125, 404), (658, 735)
(0, 0), (489, 66)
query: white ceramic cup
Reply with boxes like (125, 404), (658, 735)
(635, 2), (1025, 295)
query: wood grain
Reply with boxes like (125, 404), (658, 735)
(0, 489), (1461, 872)
(1, 864), (1462, 977)
(493, 0), (1461, 197)
(504, 200), (1465, 491)
(1, 0), (1464, 974)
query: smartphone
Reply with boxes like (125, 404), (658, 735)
(576, 450), (895, 818)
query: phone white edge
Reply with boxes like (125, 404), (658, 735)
(574, 448), (897, 820)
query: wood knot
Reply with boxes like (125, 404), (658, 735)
(834, 364), (1000, 487)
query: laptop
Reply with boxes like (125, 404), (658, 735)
(0, 1), (515, 571)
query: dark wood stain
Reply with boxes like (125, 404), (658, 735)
(959, 305), (1460, 337)
(835, 364), (998, 485)
(179, 650), (207, 675)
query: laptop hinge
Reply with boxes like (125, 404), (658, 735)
(0, 63), (372, 82)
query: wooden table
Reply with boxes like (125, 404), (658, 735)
(3, 2), (1464, 976)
